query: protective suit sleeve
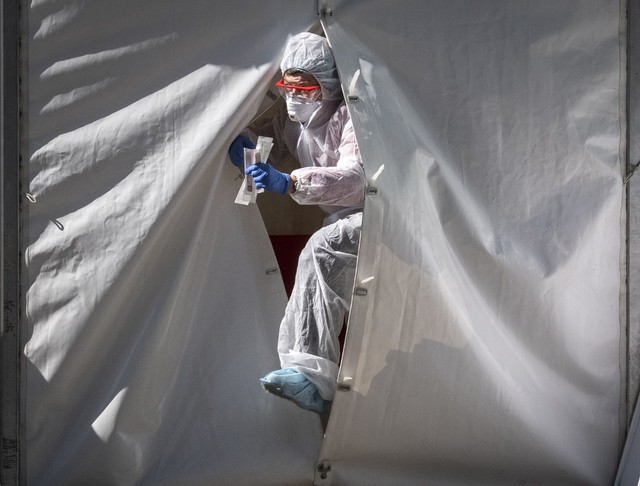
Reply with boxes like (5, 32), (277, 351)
(290, 117), (365, 207)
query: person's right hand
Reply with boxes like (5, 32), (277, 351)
(228, 135), (255, 169)
(245, 163), (291, 195)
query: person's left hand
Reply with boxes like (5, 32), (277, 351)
(228, 135), (255, 169)
(245, 163), (291, 195)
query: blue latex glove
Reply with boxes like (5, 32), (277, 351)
(245, 163), (291, 195)
(228, 135), (255, 169)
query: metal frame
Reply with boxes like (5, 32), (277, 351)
(627, 0), (640, 424)
(1, 0), (22, 483)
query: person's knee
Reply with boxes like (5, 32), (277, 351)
(308, 227), (332, 252)
(301, 219), (359, 269)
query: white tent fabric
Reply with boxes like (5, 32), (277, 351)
(318, 1), (624, 485)
(24, 0), (627, 485)
(25, 1), (324, 485)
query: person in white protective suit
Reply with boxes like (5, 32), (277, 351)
(228, 32), (365, 413)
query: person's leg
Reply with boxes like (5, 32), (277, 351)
(276, 212), (362, 401)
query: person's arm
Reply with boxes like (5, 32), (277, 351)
(289, 115), (366, 206)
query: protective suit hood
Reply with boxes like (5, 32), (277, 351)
(280, 32), (343, 102)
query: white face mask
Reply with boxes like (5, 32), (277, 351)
(286, 97), (321, 124)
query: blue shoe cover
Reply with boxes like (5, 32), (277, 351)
(260, 368), (332, 414)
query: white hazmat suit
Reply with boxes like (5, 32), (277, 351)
(269, 33), (366, 404)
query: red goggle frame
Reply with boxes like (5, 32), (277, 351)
(275, 80), (321, 91)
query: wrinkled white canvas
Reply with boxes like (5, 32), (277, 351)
(25, 2), (323, 484)
(319, 1), (624, 485)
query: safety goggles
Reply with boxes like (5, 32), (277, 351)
(275, 79), (322, 100)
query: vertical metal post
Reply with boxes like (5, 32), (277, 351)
(627, 0), (640, 426)
(619, 1), (640, 466)
(1, 0), (22, 483)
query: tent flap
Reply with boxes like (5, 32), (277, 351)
(321, 1), (624, 485)
(24, 2), (324, 485)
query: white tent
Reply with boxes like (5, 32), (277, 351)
(1, 0), (639, 485)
